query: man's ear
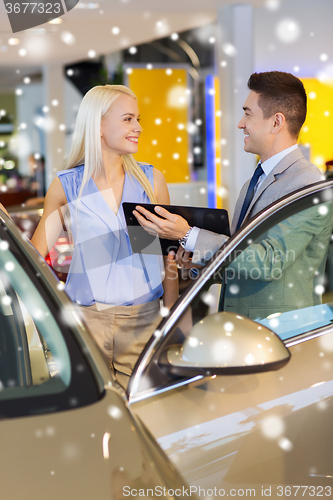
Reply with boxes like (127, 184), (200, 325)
(271, 112), (285, 134)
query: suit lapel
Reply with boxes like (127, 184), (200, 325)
(233, 148), (304, 232)
(231, 181), (250, 233)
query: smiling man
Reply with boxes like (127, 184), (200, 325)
(134, 71), (324, 265)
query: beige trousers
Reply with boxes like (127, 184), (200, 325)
(78, 299), (162, 390)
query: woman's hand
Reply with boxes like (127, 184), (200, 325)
(175, 247), (203, 269)
(133, 205), (190, 240)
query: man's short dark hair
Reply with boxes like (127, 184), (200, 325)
(248, 71), (307, 138)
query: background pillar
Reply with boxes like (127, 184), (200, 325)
(216, 4), (255, 218)
(42, 64), (66, 189)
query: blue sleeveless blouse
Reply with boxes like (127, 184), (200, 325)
(57, 163), (164, 306)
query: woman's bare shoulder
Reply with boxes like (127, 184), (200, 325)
(44, 177), (68, 212)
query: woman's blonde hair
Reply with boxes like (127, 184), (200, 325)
(66, 84), (156, 202)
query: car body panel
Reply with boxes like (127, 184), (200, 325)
(0, 386), (189, 500)
(132, 332), (333, 490)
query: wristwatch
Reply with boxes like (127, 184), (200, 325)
(178, 227), (193, 249)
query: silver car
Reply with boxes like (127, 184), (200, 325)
(128, 179), (333, 499)
(1, 179), (333, 499)
(0, 211), (192, 499)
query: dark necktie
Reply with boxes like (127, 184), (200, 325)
(236, 163), (264, 231)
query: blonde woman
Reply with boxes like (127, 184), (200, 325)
(31, 85), (178, 389)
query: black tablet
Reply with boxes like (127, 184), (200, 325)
(122, 202), (230, 255)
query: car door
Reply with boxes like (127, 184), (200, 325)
(129, 180), (333, 498)
(0, 214), (193, 500)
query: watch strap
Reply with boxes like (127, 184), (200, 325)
(178, 227), (193, 249)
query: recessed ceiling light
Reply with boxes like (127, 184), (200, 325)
(60, 31), (76, 45)
(8, 38), (20, 45)
(48, 18), (63, 24)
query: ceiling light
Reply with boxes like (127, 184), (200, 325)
(111, 27), (120, 35)
(18, 48), (27, 57)
(88, 50), (96, 58)
(8, 38), (20, 45)
(60, 31), (76, 45)
(48, 18), (63, 24)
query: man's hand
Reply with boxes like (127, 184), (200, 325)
(133, 205), (190, 240)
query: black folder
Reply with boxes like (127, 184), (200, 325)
(122, 202), (230, 255)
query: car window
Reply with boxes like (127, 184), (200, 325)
(0, 231), (101, 418)
(129, 185), (333, 398)
(221, 198), (333, 340)
(172, 190), (333, 343)
(0, 246), (70, 396)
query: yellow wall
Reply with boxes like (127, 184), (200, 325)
(299, 78), (333, 171)
(128, 68), (190, 183)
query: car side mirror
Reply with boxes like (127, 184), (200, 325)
(159, 312), (290, 377)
